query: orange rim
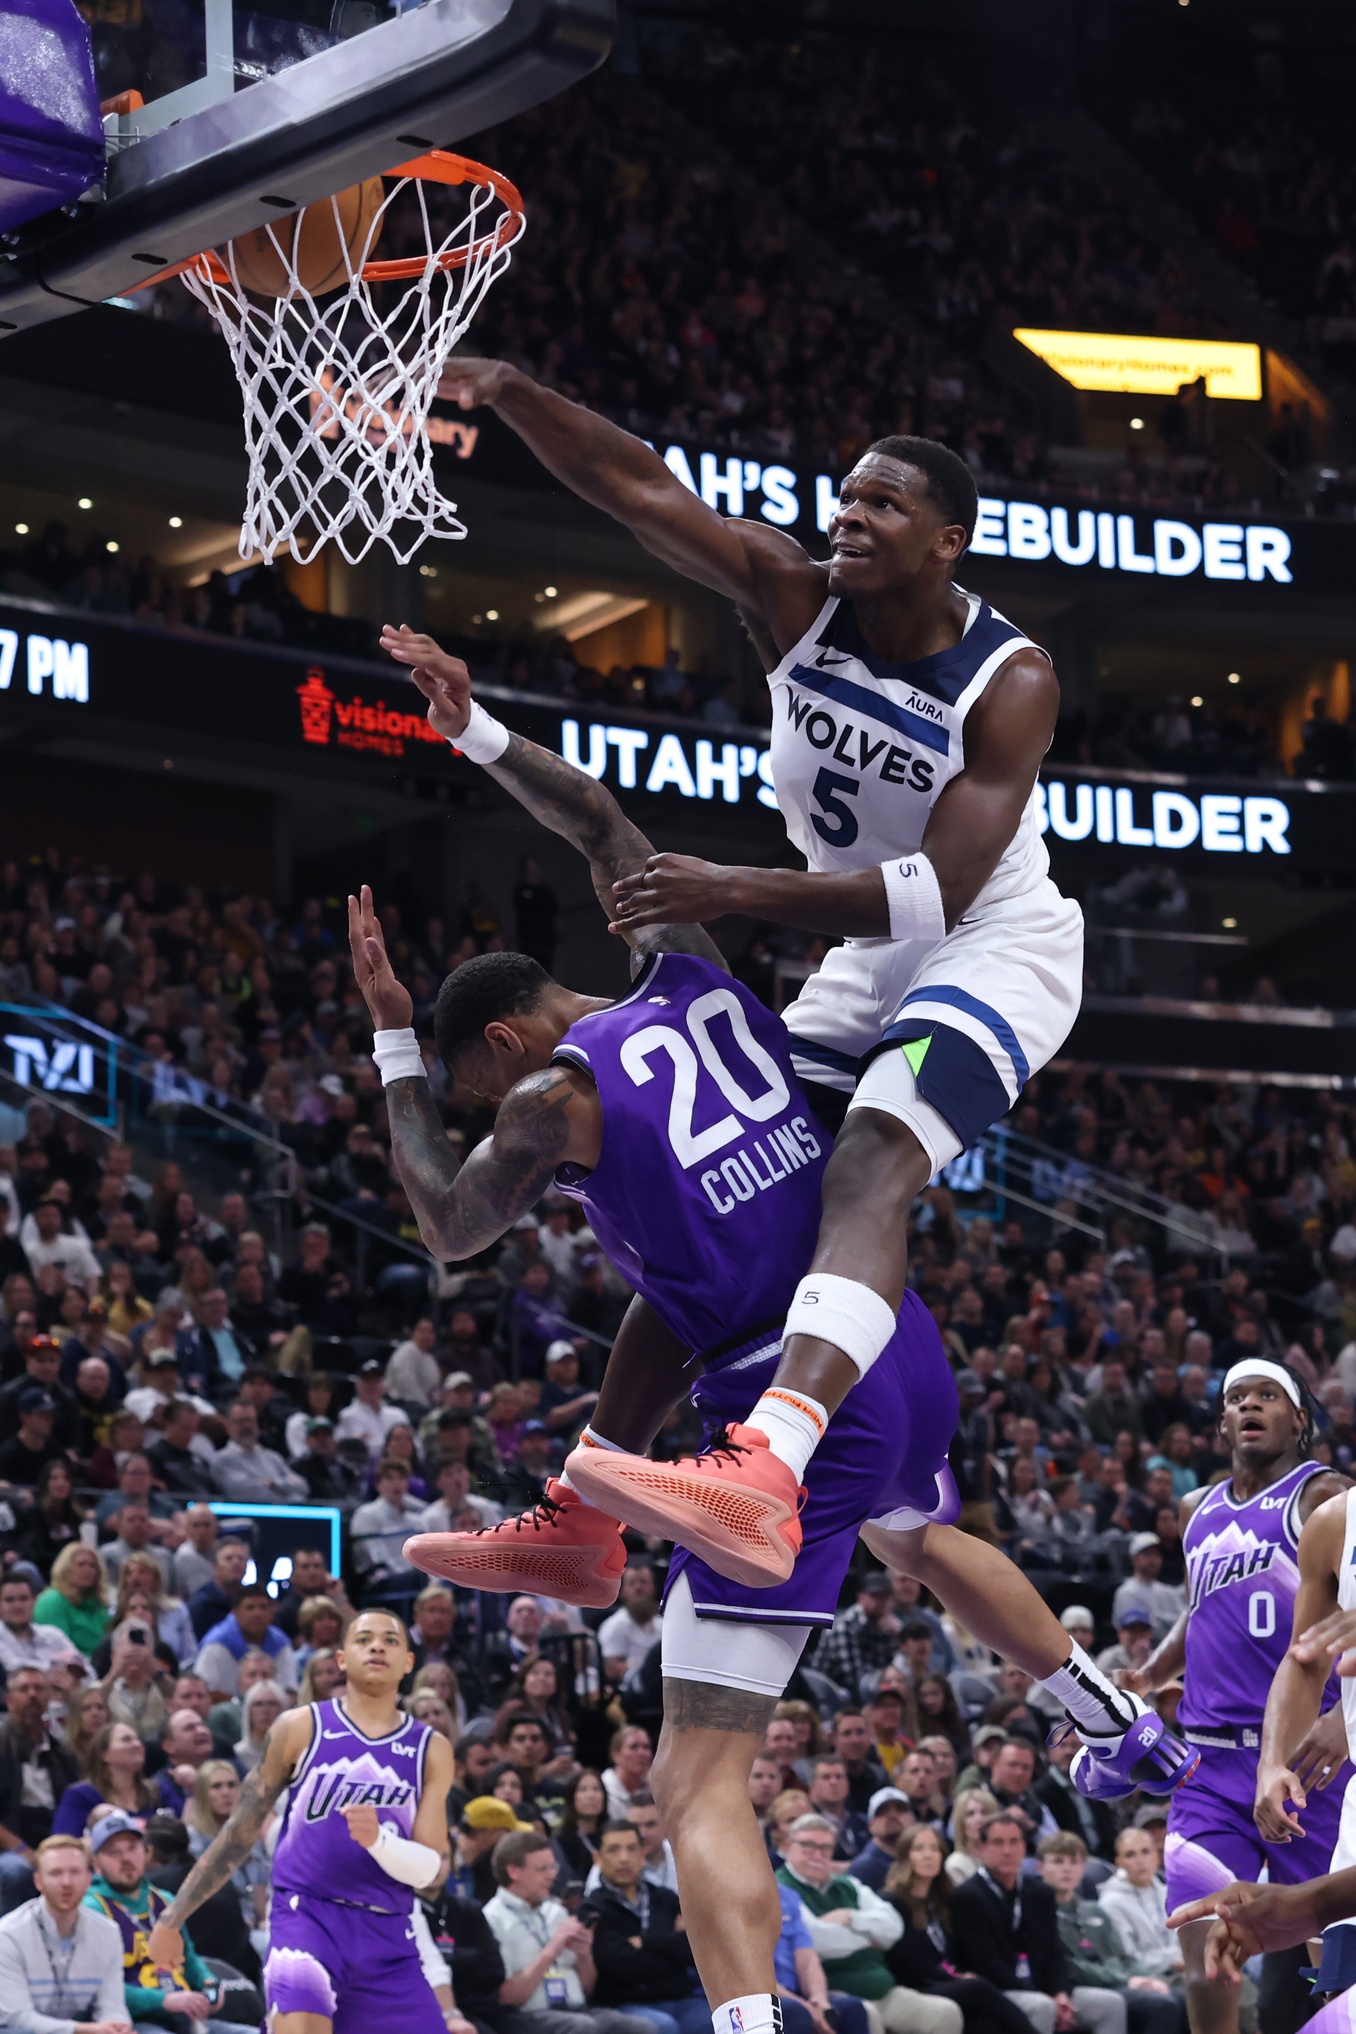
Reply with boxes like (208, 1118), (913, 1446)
(127, 150), (524, 293)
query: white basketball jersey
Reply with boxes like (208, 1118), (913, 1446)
(765, 589), (1051, 910)
(1339, 1488), (1356, 1760)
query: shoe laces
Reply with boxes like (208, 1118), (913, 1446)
(496, 1495), (565, 1538)
(696, 1426), (753, 1470)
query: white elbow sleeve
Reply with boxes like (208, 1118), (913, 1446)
(372, 1822), (442, 1888)
(879, 854), (945, 945)
(373, 1028), (428, 1086)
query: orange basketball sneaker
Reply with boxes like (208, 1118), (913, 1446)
(564, 1425), (803, 1589)
(402, 1478), (627, 1609)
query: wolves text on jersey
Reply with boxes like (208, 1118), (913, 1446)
(783, 682), (937, 797)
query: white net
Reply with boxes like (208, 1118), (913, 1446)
(181, 158), (524, 565)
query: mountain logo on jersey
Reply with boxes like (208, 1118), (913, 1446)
(1186, 1522), (1288, 1610)
(300, 1750), (416, 1824)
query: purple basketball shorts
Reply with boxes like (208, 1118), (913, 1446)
(264, 1890), (446, 2034)
(1164, 1739), (1342, 1909)
(665, 1287), (960, 1628)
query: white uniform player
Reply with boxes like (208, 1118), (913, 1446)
(767, 585), (1083, 1170)
(1313, 1488), (1356, 1992)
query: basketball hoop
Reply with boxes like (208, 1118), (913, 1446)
(171, 153), (524, 565)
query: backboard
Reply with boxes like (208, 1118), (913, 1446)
(0, 0), (612, 336)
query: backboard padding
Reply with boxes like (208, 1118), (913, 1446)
(0, 0), (611, 334)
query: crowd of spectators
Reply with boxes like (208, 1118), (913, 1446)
(1, 844), (1354, 2032)
(125, 23), (1304, 524)
(0, 529), (377, 661)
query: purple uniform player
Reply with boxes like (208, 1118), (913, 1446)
(549, 946), (961, 1633)
(146, 1611), (456, 2034)
(1167, 1462), (1342, 1903)
(265, 1697), (441, 2031)
(1123, 1361), (1349, 2034)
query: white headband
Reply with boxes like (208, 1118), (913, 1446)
(1222, 1359), (1302, 1409)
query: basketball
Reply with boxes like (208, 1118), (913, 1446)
(227, 177), (385, 297)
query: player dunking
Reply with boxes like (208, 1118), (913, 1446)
(355, 632), (1195, 2034)
(435, 356), (1082, 1601)
(145, 1611), (455, 2034)
(1120, 1362), (1348, 2034)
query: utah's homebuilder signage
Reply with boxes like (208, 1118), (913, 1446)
(1, 598), (1351, 871)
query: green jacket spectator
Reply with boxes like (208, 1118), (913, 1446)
(33, 1548), (111, 1661)
(775, 1838), (903, 2002)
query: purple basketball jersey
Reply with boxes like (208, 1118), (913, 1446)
(553, 950), (830, 1353)
(271, 1698), (432, 1913)
(1179, 1462), (1333, 1732)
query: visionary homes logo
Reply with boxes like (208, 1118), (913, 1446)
(295, 669), (443, 759)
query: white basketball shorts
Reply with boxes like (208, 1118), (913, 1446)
(782, 875), (1084, 1170)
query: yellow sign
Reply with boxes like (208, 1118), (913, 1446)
(1013, 329), (1263, 401)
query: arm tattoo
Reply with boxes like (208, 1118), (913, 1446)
(486, 733), (654, 885)
(162, 1734), (291, 1929)
(485, 734), (726, 971)
(389, 1066), (577, 1262)
(661, 1675), (777, 1736)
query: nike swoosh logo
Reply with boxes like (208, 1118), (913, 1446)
(816, 654), (851, 667)
(323, 1732), (350, 1739)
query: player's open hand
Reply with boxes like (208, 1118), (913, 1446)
(610, 853), (739, 932)
(1168, 1882), (1314, 1980)
(1253, 1762), (1306, 1841)
(341, 1803), (382, 1848)
(437, 358), (513, 409)
(1292, 1606), (1356, 1673)
(380, 625), (472, 741)
(348, 884), (414, 1031)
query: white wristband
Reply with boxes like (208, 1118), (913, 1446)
(371, 1822), (442, 1889)
(879, 854), (945, 945)
(373, 1027), (427, 1086)
(450, 699), (510, 764)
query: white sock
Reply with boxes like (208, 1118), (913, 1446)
(1036, 1641), (1140, 1740)
(747, 1388), (828, 1482)
(712, 1995), (782, 2034)
(559, 1424), (627, 1508)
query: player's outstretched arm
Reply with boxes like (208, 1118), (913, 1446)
(438, 362), (823, 650)
(381, 626), (726, 970)
(349, 886), (598, 1260)
(1256, 1492), (1345, 1840)
(611, 648), (1060, 940)
(146, 1708), (308, 1969)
